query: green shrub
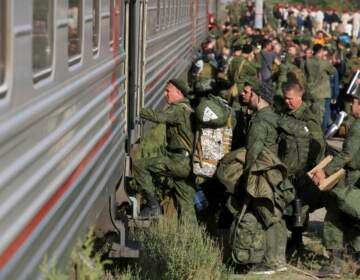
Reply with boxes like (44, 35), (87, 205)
(41, 230), (112, 280)
(132, 217), (231, 280)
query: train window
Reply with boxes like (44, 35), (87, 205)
(68, 0), (82, 66)
(93, 0), (100, 55)
(33, 0), (53, 83)
(0, 1), (5, 89)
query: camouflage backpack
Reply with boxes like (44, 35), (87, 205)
(229, 212), (266, 265)
(195, 94), (231, 128)
(134, 123), (167, 160)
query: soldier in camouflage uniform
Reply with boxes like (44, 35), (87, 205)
(312, 87), (360, 278)
(305, 44), (336, 128)
(243, 82), (288, 274)
(228, 44), (261, 99)
(232, 82), (254, 149)
(131, 79), (196, 219)
(276, 45), (306, 99)
(278, 82), (325, 250)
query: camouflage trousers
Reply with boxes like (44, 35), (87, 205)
(323, 170), (360, 252)
(254, 204), (287, 267)
(132, 151), (196, 218)
(323, 196), (360, 252)
(231, 200), (287, 267)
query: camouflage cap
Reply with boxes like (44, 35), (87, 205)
(169, 79), (192, 96)
(255, 82), (274, 104)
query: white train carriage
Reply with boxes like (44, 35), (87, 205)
(0, 0), (216, 278)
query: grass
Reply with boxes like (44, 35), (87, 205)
(41, 214), (360, 280)
(130, 216), (231, 280)
(41, 217), (231, 280)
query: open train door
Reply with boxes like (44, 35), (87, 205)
(126, 0), (148, 150)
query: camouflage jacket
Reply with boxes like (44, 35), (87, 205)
(228, 56), (260, 94)
(278, 103), (325, 177)
(277, 57), (306, 90)
(325, 118), (360, 175)
(140, 99), (194, 153)
(305, 56), (336, 100)
(245, 106), (279, 171)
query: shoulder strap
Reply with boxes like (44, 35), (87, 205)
(178, 102), (194, 113)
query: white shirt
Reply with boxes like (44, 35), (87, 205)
(341, 13), (353, 25)
(315, 10), (324, 22)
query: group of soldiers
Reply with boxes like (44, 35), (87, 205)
(127, 8), (360, 278)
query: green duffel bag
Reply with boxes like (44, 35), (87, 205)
(229, 212), (266, 265)
(332, 185), (360, 221)
(273, 178), (296, 212)
(216, 147), (246, 194)
(195, 94), (231, 128)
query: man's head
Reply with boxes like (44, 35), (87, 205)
(244, 25), (253, 36)
(305, 48), (313, 58)
(242, 44), (254, 60)
(313, 44), (324, 58)
(262, 39), (273, 52)
(166, 80), (187, 104)
(249, 82), (273, 110)
(282, 83), (304, 111)
(240, 83), (254, 104)
(288, 45), (297, 57)
(201, 38), (215, 54)
(316, 31), (324, 39)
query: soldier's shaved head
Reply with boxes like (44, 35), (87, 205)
(282, 83), (304, 97)
(283, 83), (304, 111)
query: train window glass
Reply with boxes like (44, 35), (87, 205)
(68, 0), (82, 66)
(32, 0), (53, 83)
(93, 0), (100, 55)
(0, 1), (5, 88)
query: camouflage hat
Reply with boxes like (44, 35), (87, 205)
(169, 79), (191, 96)
(255, 82), (273, 104)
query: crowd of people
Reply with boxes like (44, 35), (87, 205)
(127, 1), (360, 278)
(273, 4), (360, 39)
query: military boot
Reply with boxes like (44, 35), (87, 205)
(140, 191), (161, 218)
(317, 249), (342, 278)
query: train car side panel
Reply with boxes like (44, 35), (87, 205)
(0, 0), (127, 278)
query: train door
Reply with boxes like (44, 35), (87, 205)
(126, 0), (148, 149)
